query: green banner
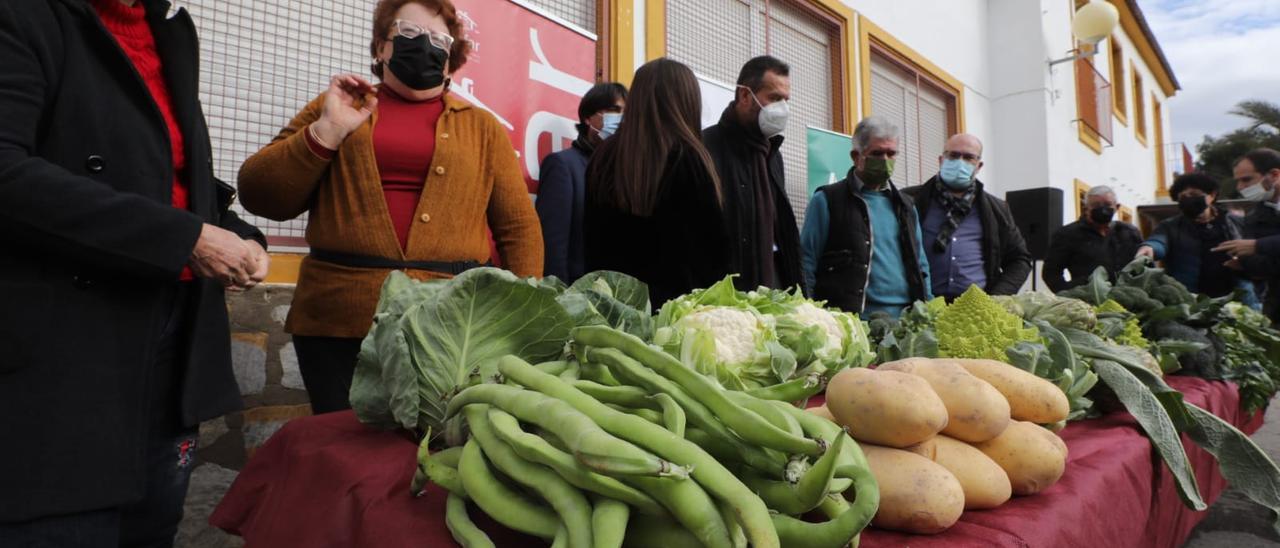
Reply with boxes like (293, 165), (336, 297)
(807, 127), (853, 196)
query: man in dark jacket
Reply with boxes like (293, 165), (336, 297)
(903, 134), (1031, 300)
(801, 115), (932, 315)
(1043, 185), (1144, 292)
(0, 0), (266, 544)
(703, 55), (803, 292)
(536, 82), (627, 283)
(1229, 148), (1280, 321)
(1138, 173), (1258, 303)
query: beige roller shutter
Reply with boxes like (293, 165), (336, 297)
(664, 0), (842, 225)
(868, 49), (956, 189)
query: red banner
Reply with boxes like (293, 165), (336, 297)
(452, 0), (598, 195)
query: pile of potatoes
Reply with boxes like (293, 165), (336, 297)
(811, 358), (1071, 534)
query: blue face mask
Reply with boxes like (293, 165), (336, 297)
(940, 158), (976, 189)
(599, 112), (623, 139)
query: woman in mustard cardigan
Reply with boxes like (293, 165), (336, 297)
(238, 0), (542, 413)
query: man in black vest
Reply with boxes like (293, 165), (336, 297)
(902, 133), (1032, 301)
(703, 55), (803, 291)
(0, 0), (266, 544)
(800, 115), (932, 315)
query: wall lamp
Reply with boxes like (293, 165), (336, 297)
(1049, 0), (1120, 67)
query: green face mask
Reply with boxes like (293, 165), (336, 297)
(859, 157), (895, 188)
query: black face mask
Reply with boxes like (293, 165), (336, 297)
(387, 35), (448, 91)
(1179, 195), (1209, 219)
(1089, 206), (1115, 225)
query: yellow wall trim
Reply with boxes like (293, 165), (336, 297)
(1153, 93), (1168, 199)
(644, 0), (665, 61)
(1074, 179), (1092, 219)
(1109, 0), (1178, 97)
(1078, 123), (1103, 155)
(858, 14), (966, 133)
(265, 252), (303, 284)
(1108, 37), (1128, 127)
(608, 0), (635, 86)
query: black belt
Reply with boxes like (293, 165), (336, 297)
(309, 249), (487, 275)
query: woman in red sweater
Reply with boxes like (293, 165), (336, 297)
(237, 0), (542, 414)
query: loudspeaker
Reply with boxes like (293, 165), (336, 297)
(1005, 187), (1064, 261)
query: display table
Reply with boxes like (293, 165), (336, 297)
(211, 376), (1263, 548)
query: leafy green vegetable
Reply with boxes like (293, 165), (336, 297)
(1179, 404), (1280, 536)
(936, 286), (1040, 361)
(1057, 267), (1112, 306)
(1095, 300), (1150, 350)
(352, 269), (574, 441)
(558, 271), (653, 339)
(1092, 360), (1206, 510)
(998, 292), (1097, 331)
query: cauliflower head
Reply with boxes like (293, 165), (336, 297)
(676, 307), (765, 366)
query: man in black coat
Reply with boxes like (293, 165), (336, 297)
(902, 134), (1031, 300)
(1230, 148), (1280, 322)
(0, 0), (266, 544)
(702, 55), (803, 292)
(1043, 185), (1144, 292)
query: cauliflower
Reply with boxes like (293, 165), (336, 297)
(787, 302), (844, 357)
(675, 307), (764, 366)
(937, 285), (1040, 361)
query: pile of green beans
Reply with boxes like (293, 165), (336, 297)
(418, 325), (879, 548)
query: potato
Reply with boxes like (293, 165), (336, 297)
(972, 421), (1066, 496)
(806, 404), (836, 422)
(862, 444), (965, 534)
(930, 435), (1011, 510)
(955, 359), (1070, 424)
(902, 438), (939, 461)
(826, 368), (948, 448)
(1030, 425), (1068, 458)
(878, 358), (1011, 443)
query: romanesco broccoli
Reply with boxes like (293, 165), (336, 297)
(936, 286), (1040, 361)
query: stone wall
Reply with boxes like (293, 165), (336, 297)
(198, 283), (312, 470)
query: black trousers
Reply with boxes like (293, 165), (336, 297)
(292, 335), (363, 414)
(0, 284), (199, 548)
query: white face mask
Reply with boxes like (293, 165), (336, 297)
(1240, 176), (1275, 202)
(740, 85), (790, 138)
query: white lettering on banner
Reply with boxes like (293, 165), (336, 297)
(528, 29), (593, 96)
(524, 28), (592, 180)
(525, 111), (578, 180)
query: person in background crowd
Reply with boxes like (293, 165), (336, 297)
(1137, 173), (1257, 302)
(1043, 185), (1144, 291)
(902, 133), (1031, 301)
(703, 55), (803, 292)
(536, 82), (627, 283)
(1222, 148), (1280, 321)
(801, 116), (932, 316)
(584, 58), (731, 305)
(237, 0), (542, 414)
(0, 0), (268, 544)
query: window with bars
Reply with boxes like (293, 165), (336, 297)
(173, 0), (375, 249)
(867, 47), (955, 188)
(664, 0), (843, 224)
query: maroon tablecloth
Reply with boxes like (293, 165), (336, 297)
(211, 376), (1264, 548)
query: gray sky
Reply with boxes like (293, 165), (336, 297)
(1142, 0), (1280, 159)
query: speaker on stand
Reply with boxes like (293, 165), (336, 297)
(1005, 187), (1066, 292)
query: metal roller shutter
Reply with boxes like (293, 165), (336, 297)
(519, 0), (597, 34)
(868, 49), (954, 188)
(665, 0), (842, 224)
(173, 0), (376, 249)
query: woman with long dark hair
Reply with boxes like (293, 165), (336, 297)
(584, 58), (731, 305)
